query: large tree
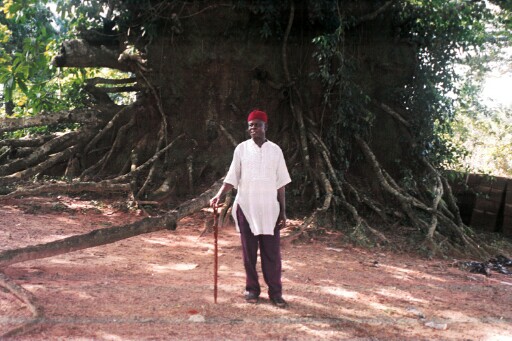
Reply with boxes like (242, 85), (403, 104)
(0, 0), (510, 276)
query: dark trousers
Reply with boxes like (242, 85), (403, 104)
(236, 206), (282, 299)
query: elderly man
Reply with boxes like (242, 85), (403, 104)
(210, 109), (291, 308)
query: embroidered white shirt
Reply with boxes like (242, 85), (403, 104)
(224, 139), (291, 235)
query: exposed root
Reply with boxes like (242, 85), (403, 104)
(0, 135), (54, 148)
(0, 131), (80, 176)
(218, 190), (234, 227)
(112, 133), (185, 183)
(84, 105), (132, 154)
(136, 66), (170, 162)
(285, 171), (332, 242)
(98, 115), (136, 174)
(0, 180), (130, 199)
(0, 108), (108, 135)
(350, 220), (389, 246)
(344, 182), (387, 221)
(137, 127), (167, 199)
(441, 176), (464, 227)
(355, 134), (490, 257)
(379, 102), (412, 129)
(217, 123), (238, 148)
(426, 170), (443, 239)
(355, 135), (429, 230)
(0, 145), (78, 184)
(0, 272), (43, 339)
(282, 0), (311, 168)
(0, 134), (186, 203)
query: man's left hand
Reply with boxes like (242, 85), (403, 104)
(277, 213), (287, 230)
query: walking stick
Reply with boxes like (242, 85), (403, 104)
(213, 205), (219, 303)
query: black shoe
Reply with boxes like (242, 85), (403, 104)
(270, 297), (288, 308)
(244, 291), (259, 304)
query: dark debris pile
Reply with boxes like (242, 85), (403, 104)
(459, 255), (512, 276)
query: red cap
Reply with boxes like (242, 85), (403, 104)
(247, 110), (268, 123)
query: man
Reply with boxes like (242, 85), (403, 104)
(210, 109), (291, 308)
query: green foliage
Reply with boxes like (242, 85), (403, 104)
(306, 0), (510, 181)
(0, 0), (85, 118)
(236, 0), (288, 38)
(234, 0), (340, 39)
(397, 1), (494, 162)
(447, 66), (512, 177)
(0, 0), (56, 107)
(0, 0), (133, 120)
(311, 24), (372, 169)
(430, 2), (512, 177)
(1, 0), (510, 178)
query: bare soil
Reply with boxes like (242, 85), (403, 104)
(1, 196), (512, 340)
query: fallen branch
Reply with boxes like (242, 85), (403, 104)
(0, 178), (223, 269)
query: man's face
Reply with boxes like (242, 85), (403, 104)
(248, 119), (267, 139)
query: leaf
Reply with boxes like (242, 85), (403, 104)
(17, 78), (29, 94)
(4, 78), (14, 101)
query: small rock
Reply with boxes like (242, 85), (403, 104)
(425, 321), (448, 330)
(406, 306), (425, 319)
(188, 314), (205, 323)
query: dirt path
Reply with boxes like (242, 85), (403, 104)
(1, 196), (512, 340)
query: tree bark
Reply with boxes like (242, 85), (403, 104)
(52, 39), (130, 72)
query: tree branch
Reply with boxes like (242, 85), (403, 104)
(0, 108), (112, 135)
(353, 1), (397, 25)
(52, 39), (130, 72)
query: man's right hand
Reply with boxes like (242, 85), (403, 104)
(210, 183), (233, 209)
(210, 196), (220, 208)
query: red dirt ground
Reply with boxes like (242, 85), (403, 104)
(1, 196), (512, 340)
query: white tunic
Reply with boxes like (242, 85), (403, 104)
(224, 139), (291, 235)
